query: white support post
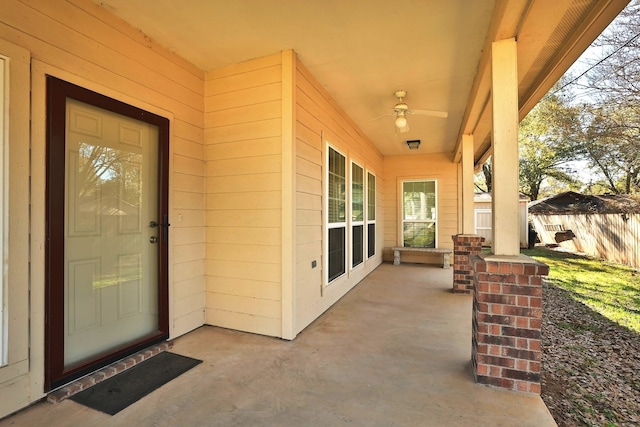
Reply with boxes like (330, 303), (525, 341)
(490, 38), (520, 256)
(461, 134), (475, 234)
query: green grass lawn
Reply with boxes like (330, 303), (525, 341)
(522, 248), (640, 333)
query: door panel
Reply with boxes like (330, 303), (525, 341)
(46, 76), (170, 390)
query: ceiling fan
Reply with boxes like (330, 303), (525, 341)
(388, 90), (448, 133)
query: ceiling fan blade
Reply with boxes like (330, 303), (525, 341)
(410, 109), (448, 118)
(370, 112), (394, 121)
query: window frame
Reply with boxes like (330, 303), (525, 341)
(325, 144), (347, 285)
(350, 161), (364, 269)
(0, 56), (5, 365)
(366, 171), (376, 259)
(400, 179), (438, 248)
(0, 40), (29, 374)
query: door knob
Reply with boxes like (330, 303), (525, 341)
(149, 216), (171, 242)
(149, 236), (158, 243)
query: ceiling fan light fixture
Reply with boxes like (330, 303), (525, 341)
(395, 114), (407, 128)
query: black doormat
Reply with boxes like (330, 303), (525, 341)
(70, 352), (202, 415)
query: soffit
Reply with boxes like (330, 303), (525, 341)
(92, 0), (494, 156)
(92, 0), (627, 160)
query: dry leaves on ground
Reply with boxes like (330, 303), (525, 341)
(542, 282), (640, 426)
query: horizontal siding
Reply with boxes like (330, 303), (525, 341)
(205, 136), (282, 160)
(206, 154), (282, 176)
(207, 65), (282, 96)
(205, 293), (281, 319)
(205, 100), (282, 126)
(206, 210), (281, 228)
(172, 242), (206, 264)
(207, 276), (281, 300)
(0, 6), (203, 127)
(207, 118), (282, 145)
(206, 259), (281, 283)
(208, 53), (281, 80)
(174, 155), (205, 177)
(205, 309), (281, 337)
(173, 191), (205, 211)
(171, 208), (205, 228)
(297, 210), (321, 226)
(204, 54), (283, 336)
(173, 276), (205, 300)
(294, 58), (384, 335)
(174, 259), (206, 283)
(206, 173), (282, 193)
(172, 227), (205, 247)
(206, 226), (281, 246)
(206, 243), (281, 264)
(206, 191), (282, 210)
(173, 173), (205, 194)
(205, 83), (282, 112)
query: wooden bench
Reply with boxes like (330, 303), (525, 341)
(391, 247), (453, 269)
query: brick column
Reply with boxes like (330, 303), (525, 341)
(452, 234), (484, 293)
(472, 256), (548, 394)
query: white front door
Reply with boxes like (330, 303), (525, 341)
(46, 76), (169, 390)
(64, 99), (160, 366)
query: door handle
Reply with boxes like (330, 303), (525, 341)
(149, 236), (159, 243)
(149, 216), (171, 242)
(149, 220), (170, 228)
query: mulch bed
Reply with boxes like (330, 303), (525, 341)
(542, 281), (640, 426)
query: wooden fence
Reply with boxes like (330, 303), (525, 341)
(531, 213), (640, 269)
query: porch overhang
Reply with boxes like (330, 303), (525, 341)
(91, 0), (630, 161)
(453, 0), (628, 167)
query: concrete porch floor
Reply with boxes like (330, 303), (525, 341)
(0, 263), (556, 426)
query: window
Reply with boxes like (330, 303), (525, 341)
(402, 180), (437, 248)
(367, 172), (376, 258)
(327, 146), (346, 283)
(351, 162), (364, 268)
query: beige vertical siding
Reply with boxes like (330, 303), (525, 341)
(204, 53), (284, 337)
(383, 153), (458, 264)
(0, 0), (206, 417)
(532, 213), (640, 269)
(294, 59), (384, 334)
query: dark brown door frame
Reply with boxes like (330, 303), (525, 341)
(45, 76), (170, 391)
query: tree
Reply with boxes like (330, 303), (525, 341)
(518, 89), (579, 200)
(578, 105), (640, 193)
(559, 0), (640, 194)
(474, 158), (492, 193)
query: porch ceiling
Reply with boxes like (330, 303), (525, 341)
(93, 0), (628, 160)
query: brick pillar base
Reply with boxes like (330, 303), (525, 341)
(451, 234), (484, 293)
(472, 255), (549, 394)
